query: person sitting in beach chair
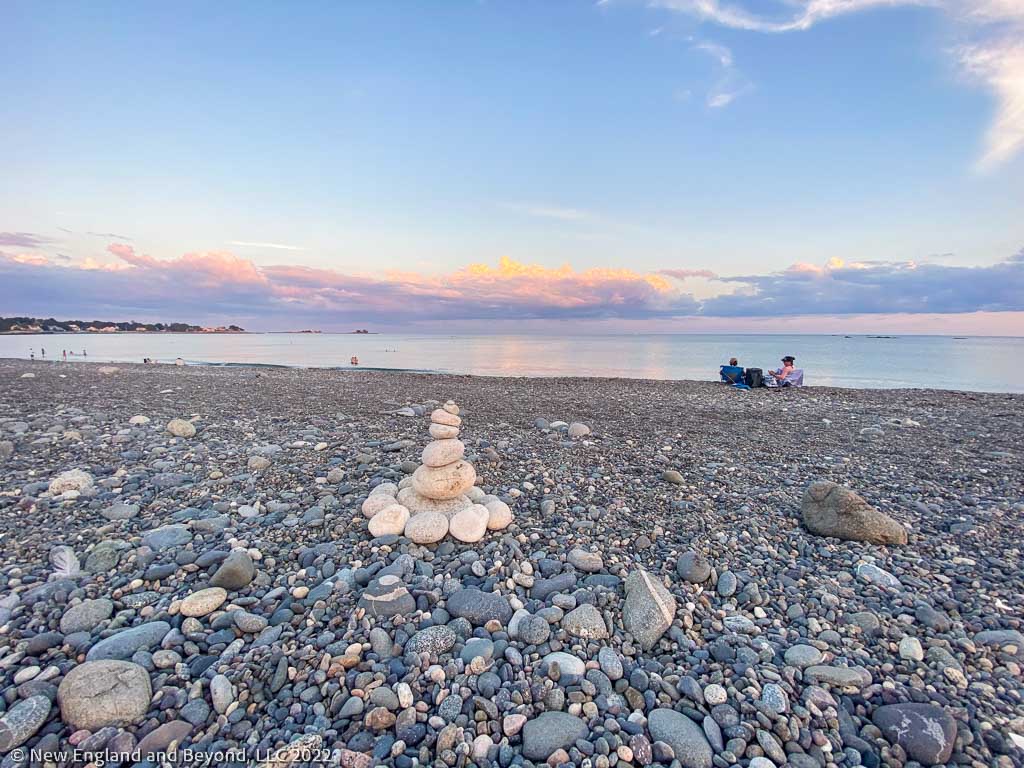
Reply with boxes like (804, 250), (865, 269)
(719, 357), (744, 385)
(765, 356), (804, 387)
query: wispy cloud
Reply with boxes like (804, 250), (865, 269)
(653, 0), (935, 33)
(692, 38), (751, 107)
(660, 268), (719, 279)
(707, 90), (739, 108)
(0, 232), (54, 249)
(958, 37), (1024, 169)
(499, 202), (595, 221)
(694, 40), (733, 67)
(88, 231), (132, 241)
(228, 240), (306, 251)
(649, 1), (1024, 167)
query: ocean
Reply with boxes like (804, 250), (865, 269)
(2, 332), (1021, 393)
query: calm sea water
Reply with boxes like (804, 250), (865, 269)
(2, 333), (1022, 393)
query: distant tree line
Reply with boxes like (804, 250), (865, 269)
(0, 316), (245, 333)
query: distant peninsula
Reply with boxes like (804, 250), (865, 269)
(0, 316), (245, 334)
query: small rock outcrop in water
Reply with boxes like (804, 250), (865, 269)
(801, 480), (908, 544)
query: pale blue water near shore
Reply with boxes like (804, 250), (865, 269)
(2, 333), (1022, 393)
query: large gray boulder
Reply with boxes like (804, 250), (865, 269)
(648, 708), (713, 768)
(143, 524), (193, 551)
(57, 660), (152, 730)
(210, 550), (256, 590)
(358, 575), (415, 618)
(86, 620), (170, 661)
(801, 481), (907, 545)
(0, 695), (52, 751)
(562, 604), (609, 640)
(446, 588), (512, 626)
(974, 629), (1024, 657)
(60, 597), (114, 634)
(871, 703), (956, 764)
(522, 711), (587, 760)
(622, 569), (676, 651)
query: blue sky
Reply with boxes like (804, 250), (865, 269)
(2, 1), (1023, 332)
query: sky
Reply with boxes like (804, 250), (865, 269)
(2, 0), (1023, 334)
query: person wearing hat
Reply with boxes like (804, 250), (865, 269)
(768, 355), (796, 385)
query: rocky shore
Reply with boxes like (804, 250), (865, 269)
(0, 359), (1022, 768)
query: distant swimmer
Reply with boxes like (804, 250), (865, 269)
(41, 347), (45, 358)
(350, 356), (359, 366)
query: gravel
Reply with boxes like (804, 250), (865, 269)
(0, 358), (1022, 767)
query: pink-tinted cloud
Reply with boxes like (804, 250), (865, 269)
(0, 247), (698, 326)
(705, 250), (1024, 315)
(3, 252), (51, 266)
(106, 244), (267, 288)
(2, 243), (1023, 330)
(257, 256), (689, 318)
(0, 232), (54, 249)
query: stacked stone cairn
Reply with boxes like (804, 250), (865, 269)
(362, 400), (513, 544)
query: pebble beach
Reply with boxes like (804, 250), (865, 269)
(0, 358), (1022, 768)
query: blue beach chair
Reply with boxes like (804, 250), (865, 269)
(719, 365), (748, 389)
(719, 365), (744, 384)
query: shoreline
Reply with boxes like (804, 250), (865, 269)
(0, 330), (248, 336)
(5, 329), (1024, 339)
(3, 355), (1023, 397)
